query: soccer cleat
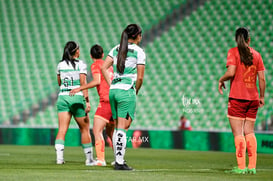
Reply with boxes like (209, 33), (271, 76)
(248, 168), (256, 175)
(114, 162), (133, 171)
(56, 159), (65, 165)
(96, 160), (106, 166)
(85, 159), (96, 166)
(225, 167), (247, 174)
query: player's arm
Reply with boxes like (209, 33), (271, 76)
(135, 65), (145, 95)
(218, 65), (236, 95)
(80, 73), (90, 113)
(101, 56), (113, 86)
(258, 70), (266, 107)
(80, 73), (101, 90)
(70, 73), (100, 95)
(57, 75), (61, 86)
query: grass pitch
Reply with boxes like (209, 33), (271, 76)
(0, 145), (272, 181)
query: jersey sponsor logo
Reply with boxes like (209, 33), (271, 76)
(116, 133), (124, 156)
(112, 77), (133, 85)
(113, 48), (138, 58)
(243, 65), (257, 88)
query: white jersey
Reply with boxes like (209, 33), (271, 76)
(108, 43), (146, 90)
(56, 59), (87, 96)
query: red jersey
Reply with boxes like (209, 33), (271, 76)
(179, 119), (192, 131)
(226, 47), (265, 100)
(91, 59), (114, 102)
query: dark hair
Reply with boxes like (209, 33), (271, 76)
(235, 27), (253, 66)
(90, 44), (103, 59)
(117, 24), (142, 74)
(61, 41), (79, 69)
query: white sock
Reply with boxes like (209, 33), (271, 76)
(112, 129), (117, 156)
(82, 143), (93, 161)
(115, 129), (126, 164)
(55, 144), (64, 162)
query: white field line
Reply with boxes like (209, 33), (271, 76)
(85, 168), (273, 172)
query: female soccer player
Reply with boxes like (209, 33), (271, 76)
(55, 41), (94, 166)
(218, 27), (266, 174)
(101, 24), (146, 170)
(70, 44), (114, 166)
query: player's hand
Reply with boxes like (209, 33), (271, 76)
(259, 97), (265, 108)
(85, 103), (91, 113)
(69, 88), (81, 96)
(218, 81), (226, 95)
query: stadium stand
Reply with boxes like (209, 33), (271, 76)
(135, 0), (272, 131)
(0, 0), (187, 127)
(0, 0), (272, 131)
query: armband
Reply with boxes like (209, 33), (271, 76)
(85, 97), (89, 103)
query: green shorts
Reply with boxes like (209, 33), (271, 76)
(109, 88), (136, 121)
(56, 95), (86, 118)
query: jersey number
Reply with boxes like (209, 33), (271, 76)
(63, 77), (73, 87)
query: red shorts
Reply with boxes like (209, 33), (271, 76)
(94, 101), (114, 124)
(227, 98), (259, 121)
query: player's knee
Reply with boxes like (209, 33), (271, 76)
(244, 130), (254, 135)
(84, 116), (89, 123)
(93, 129), (100, 136)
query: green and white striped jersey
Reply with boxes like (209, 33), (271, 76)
(108, 43), (146, 90)
(56, 60), (87, 96)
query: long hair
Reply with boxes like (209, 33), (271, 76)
(61, 41), (79, 69)
(117, 24), (142, 74)
(235, 27), (253, 66)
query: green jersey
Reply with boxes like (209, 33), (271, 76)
(56, 59), (87, 96)
(108, 43), (146, 90)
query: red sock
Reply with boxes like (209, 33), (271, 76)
(245, 133), (257, 169)
(95, 140), (105, 161)
(234, 135), (246, 169)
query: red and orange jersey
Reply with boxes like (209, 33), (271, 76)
(91, 59), (114, 102)
(226, 47), (265, 100)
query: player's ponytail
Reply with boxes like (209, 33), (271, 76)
(61, 41), (79, 69)
(235, 27), (253, 67)
(117, 30), (128, 74)
(117, 24), (142, 74)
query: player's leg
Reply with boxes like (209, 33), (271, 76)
(55, 111), (72, 164)
(93, 115), (107, 166)
(105, 103), (115, 149)
(115, 116), (132, 165)
(75, 115), (94, 165)
(113, 89), (135, 170)
(244, 120), (256, 174)
(105, 120), (115, 148)
(226, 98), (247, 173)
(244, 100), (259, 174)
(109, 90), (118, 158)
(93, 101), (114, 165)
(229, 118), (246, 170)
(72, 97), (94, 166)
